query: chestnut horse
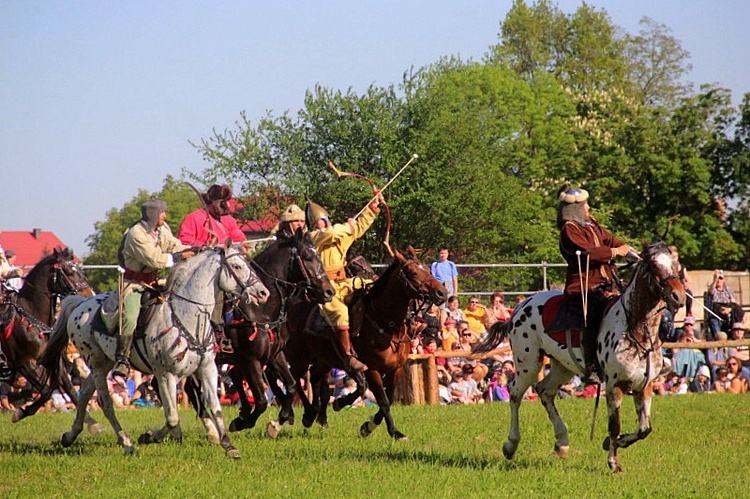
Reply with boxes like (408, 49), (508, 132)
(474, 241), (685, 472)
(276, 246), (446, 440)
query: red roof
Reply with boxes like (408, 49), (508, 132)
(0, 229), (76, 267)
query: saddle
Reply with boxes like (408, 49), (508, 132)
(543, 295), (584, 348)
(93, 287), (166, 338)
(304, 289), (368, 338)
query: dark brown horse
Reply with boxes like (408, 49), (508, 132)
(218, 230), (335, 432)
(278, 246), (446, 440)
(0, 247), (95, 423)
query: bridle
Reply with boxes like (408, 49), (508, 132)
(219, 248), (264, 297)
(396, 259), (435, 303)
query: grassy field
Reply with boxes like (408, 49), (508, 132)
(1, 394), (748, 498)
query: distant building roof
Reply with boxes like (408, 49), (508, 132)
(0, 229), (77, 267)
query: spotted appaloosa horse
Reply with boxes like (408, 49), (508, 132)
(475, 241), (685, 473)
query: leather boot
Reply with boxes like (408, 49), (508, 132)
(0, 349), (12, 380)
(336, 327), (368, 373)
(112, 334), (134, 383)
(213, 322), (233, 353)
(582, 328), (601, 384)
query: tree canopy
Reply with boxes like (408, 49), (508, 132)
(84, 0), (750, 294)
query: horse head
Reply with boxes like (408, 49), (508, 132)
(637, 240), (686, 313)
(394, 246), (447, 305)
(219, 239), (269, 306)
(286, 229), (334, 304)
(50, 247), (95, 297)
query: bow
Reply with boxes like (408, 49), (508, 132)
(329, 160), (394, 256)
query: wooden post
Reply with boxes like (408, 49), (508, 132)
(425, 354), (438, 405)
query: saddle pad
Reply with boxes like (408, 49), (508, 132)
(542, 294), (582, 348)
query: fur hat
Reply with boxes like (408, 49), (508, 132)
(556, 184), (590, 229)
(280, 204), (305, 222)
(558, 187), (589, 204)
(201, 184), (233, 204)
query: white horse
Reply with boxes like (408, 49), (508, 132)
(475, 241), (685, 473)
(41, 241), (269, 458)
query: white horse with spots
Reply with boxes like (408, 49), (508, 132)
(475, 241), (685, 472)
(41, 242), (269, 458)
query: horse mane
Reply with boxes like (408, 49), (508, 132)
(166, 248), (215, 291)
(363, 257), (400, 299)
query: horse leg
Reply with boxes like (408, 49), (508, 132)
(315, 371), (332, 427)
(603, 385), (625, 473)
(503, 351), (542, 460)
(615, 388), (653, 449)
(91, 370), (136, 455)
(139, 372), (182, 446)
(359, 370), (406, 441)
(302, 368), (324, 428)
(197, 361), (239, 458)
(58, 371), (102, 434)
(535, 359), (574, 458)
(240, 360), (268, 431)
(270, 355), (297, 426)
(228, 364), (257, 433)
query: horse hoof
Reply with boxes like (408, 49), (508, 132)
(393, 433), (408, 442)
(87, 423), (105, 435)
(138, 431), (155, 445)
(554, 445), (569, 459)
(359, 421), (376, 438)
(226, 448), (241, 460)
(502, 441), (517, 460)
(11, 409), (24, 423)
(609, 462), (623, 474)
(602, 437), (611, 451)
(266, 420), (282, 439)
(123, 445), (136, 456)
(61, 432), (76, 448)
(302, 416), (315, 429)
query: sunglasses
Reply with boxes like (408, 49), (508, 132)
(461, 333), (472, 337)
(728, 362), (738, 366)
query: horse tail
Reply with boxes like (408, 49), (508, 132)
(472, 319), (512, 354)
(39, 295), (85, 385)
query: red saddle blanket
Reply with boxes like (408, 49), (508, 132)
(542, 295), (583, 348)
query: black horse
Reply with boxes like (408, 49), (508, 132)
(187, 229), (334, 433)
(0, 247), (96, 423)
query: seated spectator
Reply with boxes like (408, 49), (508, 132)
(420, 302), (442, 346)
(463, 295), (490, 335)
(671, 328), (705, 380)
(51, 388), (76, 411)
(707, 331), (731, 380)
(651, 373), (668, 396)
(729, 323), (750, 368)
(441, 318), (460, 352)
(688, 365), (712, 393)
(707, 269), (745, 341)
(510, 294), (527, 314)
(132, 373), (158, 407)
(448, 365), (481, 404)
(0, 374), (35, 411)
(440, 296), (465, 330)
(485, 371), (510, 402)
(713, 366), (731, 392)
(664, 371), (687, 395)
(726, 356), (749, 394)
(455, 323), (489, 385)
(408, 333), (424, 355)
(108, 374), (132, 409)
(486, 292), (511, 326)
(558, 374), (582, 399)
(500, 359), (516, 385)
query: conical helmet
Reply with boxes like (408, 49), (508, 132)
(305, 198), (330, 231)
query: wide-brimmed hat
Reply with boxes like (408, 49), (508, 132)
(731, 322), (747, 331)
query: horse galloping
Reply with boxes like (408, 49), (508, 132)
(40, 241), (269, 457)
(474, 240), (685, 472)
(208, 229), (334, 433)
(281, 246), (446, 440)
(0, 247), (95, 423)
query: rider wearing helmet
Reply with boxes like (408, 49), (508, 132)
(112, 198), (195, 382)
(306, 194), (384, 373)
(557, 186), (631, 380)
(273, 204), (307, 237)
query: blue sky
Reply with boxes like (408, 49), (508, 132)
(2, 1), (748, 257)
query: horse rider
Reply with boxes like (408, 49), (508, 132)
(178, 184), (248, 353)
(0, 232), (24, 377)
(306, 193), (384, 373)
(557, 186), (632, 381)
(273, 204), (307, 237)
(112, 198), (195, 383)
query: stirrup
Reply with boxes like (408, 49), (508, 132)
(111, 359), (130, 385)
(219, 337), (234, 354)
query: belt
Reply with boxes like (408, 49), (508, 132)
(123, 268), (158, 285)
(326, 268), (347, 284)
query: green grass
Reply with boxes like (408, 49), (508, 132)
(1, 394), (748, 498)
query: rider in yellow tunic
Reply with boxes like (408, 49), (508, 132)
(306, 194), (383, 373)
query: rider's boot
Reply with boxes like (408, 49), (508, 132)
(582, 327), (601, 384)
(336, 326), (368, 373)
(0, 349), (12, 380)
(111, 334), (134, 385)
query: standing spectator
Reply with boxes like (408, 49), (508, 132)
(688, 365), (712, 393)
(463, 295), (490, 336)
(1, 249), (23, 291)
(487, 292), (512, 325)
(707, 269), (745, 340)
(440, 296), (465, 331)
(430, 248), (458, 302)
